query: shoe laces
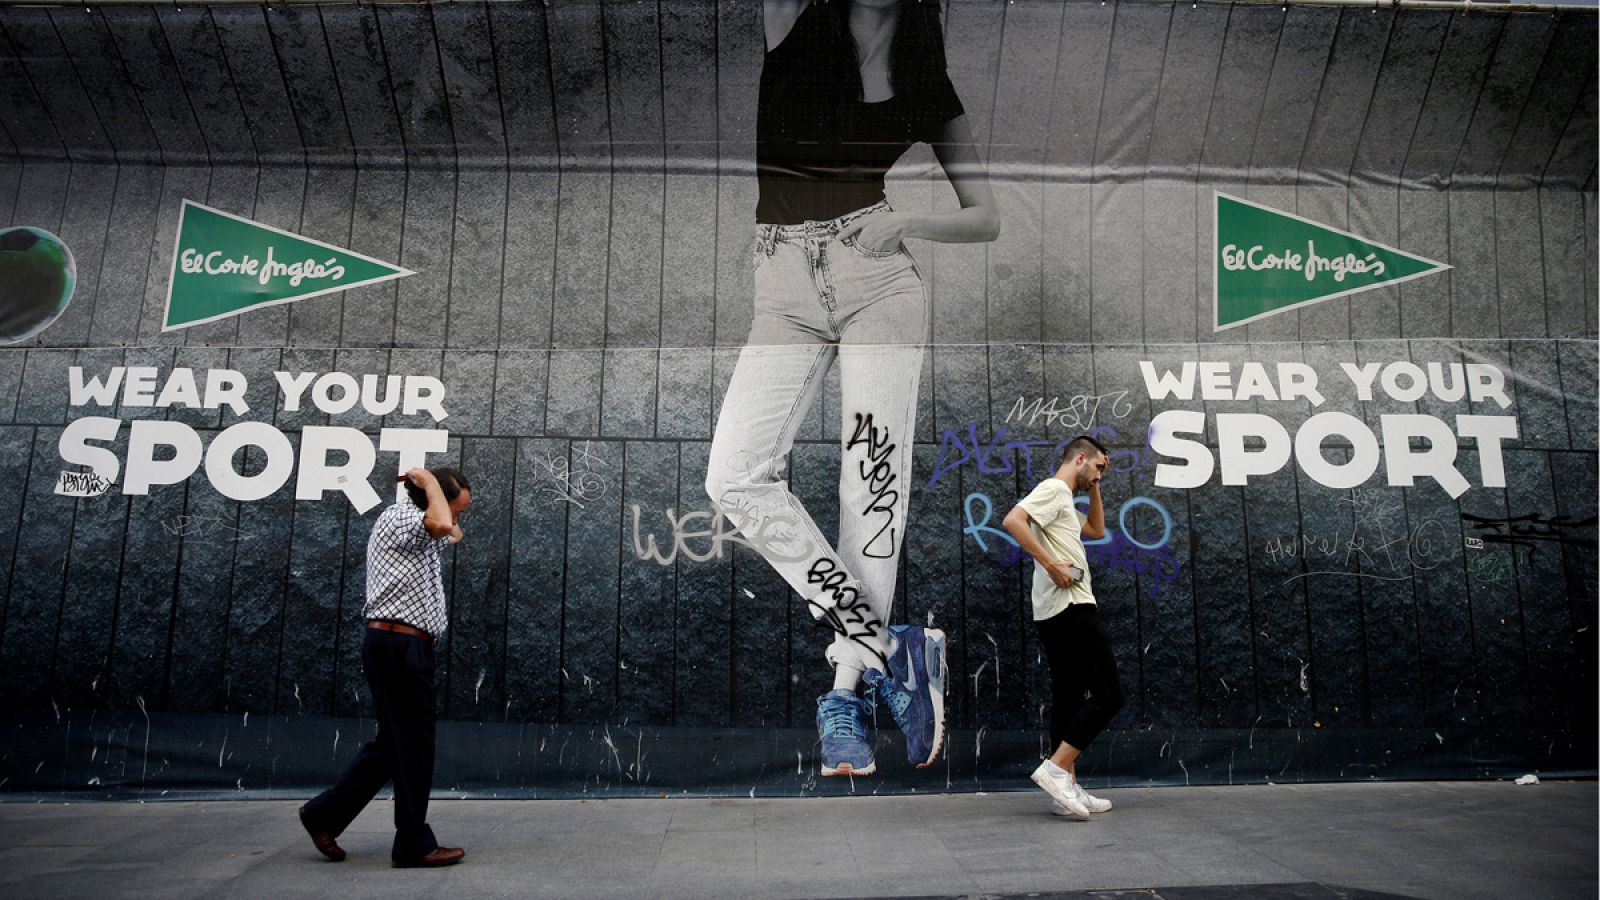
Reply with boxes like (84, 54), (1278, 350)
(868, 673), (912, 721)
(819, 697), (865, 741)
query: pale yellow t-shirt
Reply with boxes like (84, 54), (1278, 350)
(1016, 478), (1095, 621)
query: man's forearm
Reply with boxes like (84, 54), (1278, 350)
(1083, 484), (1105, 538)
(1002, 509), (1058, 567)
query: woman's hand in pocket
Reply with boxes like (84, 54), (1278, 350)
(838, 211), (908, 255)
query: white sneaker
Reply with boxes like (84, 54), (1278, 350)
(1064, 779), (1112, 814)
(1031, 762), (1090, 820)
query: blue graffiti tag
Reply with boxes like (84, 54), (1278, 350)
(930, 422), (1161, 490)
(928, 424), (1071, 489)
(964, 489), (1184, 598)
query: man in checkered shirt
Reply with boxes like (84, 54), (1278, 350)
(298, 466), (472, 868)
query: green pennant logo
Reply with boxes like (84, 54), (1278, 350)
(1213, 193), (1448, 332)
(163, 200), (414, 331)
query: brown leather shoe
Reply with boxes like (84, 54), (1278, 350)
(394, 846), (465, 868)
(297, 805), (346, 862)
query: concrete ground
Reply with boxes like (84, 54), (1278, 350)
(0, 781), (1592, 899)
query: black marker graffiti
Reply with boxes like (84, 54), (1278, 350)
(1461, 512), (1598, 565)
(846, 413), (899, 559)
(805, 557), (887, 669)
(54, 470), (113, 497)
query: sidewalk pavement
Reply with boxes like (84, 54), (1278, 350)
(0, 781), (1592, 899)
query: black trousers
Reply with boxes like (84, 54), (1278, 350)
(1036, 603), (1125, 752)
(302, 627), (439, 861)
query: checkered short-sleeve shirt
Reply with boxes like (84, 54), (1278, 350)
(363, 501), (452, 637)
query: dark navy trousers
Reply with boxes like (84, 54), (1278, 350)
(301, 627), (439, 861)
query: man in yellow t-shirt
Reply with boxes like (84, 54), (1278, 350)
(1003, 435), (1124, 820)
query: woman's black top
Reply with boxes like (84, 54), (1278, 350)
(756, 3), (965, 225)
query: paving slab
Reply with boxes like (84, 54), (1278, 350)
(0, 781), (1592, 899)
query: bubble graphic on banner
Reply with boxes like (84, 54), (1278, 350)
(0, 226), (76, 344)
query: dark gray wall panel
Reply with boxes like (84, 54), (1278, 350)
(618, 440), (677, 726)
(1456, 455), (1527, 726)
(395, 169), (455, 348)
(270, 6), (353, 164)
(1041, 1), (1113, 173)
(1496, 14), (1595, 191)
(672, 441), (731, 727)
(1305, 10), (1393, 184)
(446, 436), (515, 721)
(89, 167), (163, 345)
(1544, 69), (1597, 192)
(1511, 341), (1569, 450)
(1355, 480), (1423, 729)
(0, 10), (79, 161)
(0, 350), (21, 422)
(1504, 449), (1579, 731)
(1, 428), (72, 705)
(45, 166), (118, 347)
(108, 464), (181, 704)
(1446, 190), (1499, 338)
(1560, 340), (1598, 449)
(1453, 14), (1557, 186)
(1090, 183), (1145, 345)
(1398, 188), (1453, 338)
(1191, 479), (1254, 726)
(447, 169), (509, 350)
(212, 6), (302, 166)
(102, 8), (202, 167)
(434, 3), (506, 165)
(1252, 8), (1337, 178)
(504, 437), (567, 723)
(1541, 189), (1590, 337)
(1549, 450), (1598, 737)
(157, 9), (256, 165)
(164, 478), (236, 713)
(16, 348), (73, 425)
(50, 8), (160, 164)
(289, 166), (357, 346)
(323, 7), (404, 168)
(376, 5), (454, 168)
(276, 497), (347, 717)
(1352, 13), (1450, 186)
(7, 16), (103, 160)
(52, 471), (127, 711)
(443, 350), (497, 438)
(223, 438), (294, 714)
(1405, 14), (1503, 187)
(133, 166), (207, 343)
(1244, 469), (1313, 728)
(1094, 1), (1166, 174)
(500, 171), (559, 350)
(561, 439), (623, 724)
(1202, 7), (1281, 177)
(338, 168), (406, 346)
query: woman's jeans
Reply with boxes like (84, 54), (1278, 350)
(705, 201), (929, 674)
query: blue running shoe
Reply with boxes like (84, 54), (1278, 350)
(865, 625), (947, 768)
(816, 690), (875, 776)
